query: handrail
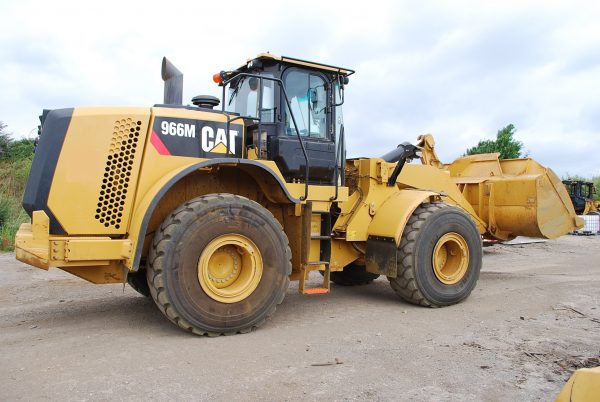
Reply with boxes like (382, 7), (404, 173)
(220, 73), (310, 201)
(330, 124), (344, 201)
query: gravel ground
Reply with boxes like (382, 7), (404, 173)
(1, 235), (599, 401)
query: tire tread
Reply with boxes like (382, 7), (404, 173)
(147, 193), (291, 336)
(389, 202), (448, 307)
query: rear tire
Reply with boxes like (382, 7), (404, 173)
(388, 202), (482, 307)
(147, 194), (291, 336)
(330, 264), (379, 286)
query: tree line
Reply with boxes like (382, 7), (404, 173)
(0, 122), (35, 161)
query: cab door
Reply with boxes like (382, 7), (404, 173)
(268, 68), (336, 184)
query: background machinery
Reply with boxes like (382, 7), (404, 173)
(562, 180), (599, 215)
(15, 54), (583, 335)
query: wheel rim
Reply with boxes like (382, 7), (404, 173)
(198, 234), (263, 303)
(432, 232), (469, 285)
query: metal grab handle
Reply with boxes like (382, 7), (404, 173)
(330, 124), (344, 201)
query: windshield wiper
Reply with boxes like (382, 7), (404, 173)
(228, 76), (246, 106)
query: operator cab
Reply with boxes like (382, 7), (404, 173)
(563, 180), (597, 214)
(215, 54), (354, 185)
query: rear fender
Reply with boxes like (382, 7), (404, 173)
(127, 159), (299, 270)
(365, 190), (439, 277)
(367, 190), (440, 244)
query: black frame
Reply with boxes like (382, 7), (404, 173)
(218, 63), (349, 201)
(220, 73), (310, 200)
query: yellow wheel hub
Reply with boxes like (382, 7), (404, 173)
(198, 234), (263, 303)
(432, 232), (469, 285)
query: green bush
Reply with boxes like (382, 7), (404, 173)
(0, 158), (32, 251)
(6, 138), (35, 161)
(0, 121), (33, 250)
(0, 195), (10, 227)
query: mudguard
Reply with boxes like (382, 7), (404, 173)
(365, 190), (439, 276)
(127, 159), (300, 270)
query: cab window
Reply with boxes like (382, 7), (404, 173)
(226, 74), (275, 123)
(284, 70), (327, 138)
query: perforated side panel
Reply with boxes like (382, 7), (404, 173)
(95, 118), (142, 229)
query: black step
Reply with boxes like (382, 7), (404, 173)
(311, 235), (331, 240)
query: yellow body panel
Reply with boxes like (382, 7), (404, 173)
(60, 263), (125, 284)
(555, 367), (600, 402)
(15, 211), (51, 268)
(334, 159), (399, 241)
(396, 163), (487, 231)
(367, 190), (440, 243)
(15, 211), (131, 268)
(583, 200), (599, 215)
(64, 239), (131, 262)
(48, 107), (151, 235)
(285, 183), (348, 202)
(334, 158), (483, 245)
(330, 239), (361, 271)
(15, 211), (129, 284)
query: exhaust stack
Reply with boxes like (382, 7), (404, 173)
(161, 57), (183, 105)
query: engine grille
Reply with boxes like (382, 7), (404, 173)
(95, 118), (142, 229)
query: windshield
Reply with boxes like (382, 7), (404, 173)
(284, 71), (327, 138)
(225, 74), (275, 122)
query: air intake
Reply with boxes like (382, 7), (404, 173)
(95, 118), (141, 229)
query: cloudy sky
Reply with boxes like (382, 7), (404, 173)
(1, 0), (599, 177)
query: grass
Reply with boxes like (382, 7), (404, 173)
(0, 157), (32, 250)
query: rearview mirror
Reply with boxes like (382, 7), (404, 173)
(308, 88), (318, 108)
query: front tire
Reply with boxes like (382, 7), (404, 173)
(147, 194), (291, 336)
(388, 202), (482, 307)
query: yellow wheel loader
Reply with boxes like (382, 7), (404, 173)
(562, 180), (599, 215)
(15, 54), (583, 335)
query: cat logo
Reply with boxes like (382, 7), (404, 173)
(201, 126), (239, 154)
(153, 117), (242, 158)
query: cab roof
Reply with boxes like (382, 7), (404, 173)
(242, 53), (355, 76)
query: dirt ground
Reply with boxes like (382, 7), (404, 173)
(1, 235), (599, 401)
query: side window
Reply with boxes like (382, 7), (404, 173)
(260, 77), (276, 123)
(285, 70), (327, 138)
(248, 76), (275, 123)
(225, 74), (275, 123)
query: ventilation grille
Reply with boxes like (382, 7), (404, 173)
(95, 118), (141, 229)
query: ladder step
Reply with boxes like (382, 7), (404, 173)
(299, 204), (332, 295)
(303, 287), (330, 295)
(307, 261), (329, 266)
